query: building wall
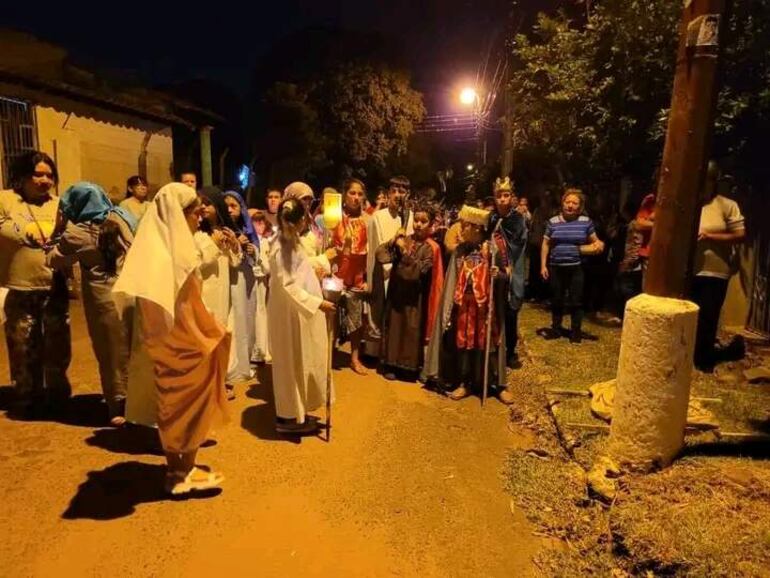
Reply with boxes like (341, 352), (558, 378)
(720, 244), (753, 330)
(35, 106), (173, 202)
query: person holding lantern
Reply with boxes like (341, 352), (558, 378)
(283, 181), (336, 278)
(268, 198), (337, 434)
(330, 178), (371, 375)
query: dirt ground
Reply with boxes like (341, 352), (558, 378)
(0, 301), (542, 578)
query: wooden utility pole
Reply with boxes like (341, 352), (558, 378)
(501, 65), (514, 179)
(644, 0), (730, 298)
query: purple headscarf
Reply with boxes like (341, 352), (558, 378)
(223, 190), (259, 248)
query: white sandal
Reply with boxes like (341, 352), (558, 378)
(165, 467), (224, 495)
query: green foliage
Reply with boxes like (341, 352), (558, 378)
(509, 0), (770, 189)
(310, 64), (425, 171)
(259, 63), (425, 184)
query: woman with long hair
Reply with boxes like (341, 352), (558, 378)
(113, 183), (229, 495)
(268, 198), (336, 434)
(119, 175), (150, 221)
(222, 190), (259, 385)
(46, 182), (137, 425)
(0, 151), (71, 418)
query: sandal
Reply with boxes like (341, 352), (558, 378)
(448, 386), (470, 401)
(165, 467), (224, 496)
(350, 361), (368, 376)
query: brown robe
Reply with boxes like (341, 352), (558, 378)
(376, 237), (433, 372)
(139, 274), (230, 454)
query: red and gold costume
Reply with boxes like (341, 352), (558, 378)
(332, 213), (369, 290)
(452, 235), (507, 351)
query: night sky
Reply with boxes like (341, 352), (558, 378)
(3, 0), (564, 109)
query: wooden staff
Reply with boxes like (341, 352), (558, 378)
(482, 218), (502, 406)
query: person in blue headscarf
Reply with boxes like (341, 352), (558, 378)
(46, 181), (136, 425)
(221, 190), (259, 388)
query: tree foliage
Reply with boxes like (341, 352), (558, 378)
(508, 0), (770, 189)
(257, 62), (425, 186)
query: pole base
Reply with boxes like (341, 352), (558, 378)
(608, 293), (699, 472)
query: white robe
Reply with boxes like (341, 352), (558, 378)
(268, 239), (331, 422)
(364, 207), (414, 356)
(252, 235), (272, 363)
(194, 231), (241, 327)
(228, 250), (257, 383)
(299, 228), (331, 276)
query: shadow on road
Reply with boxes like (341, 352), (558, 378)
(62, 461), (167, 520)
(241, 369), (325, 444)
(1, 389), (110, 428)
(62, 461), (223, 520)
(86, 425), (163, 456)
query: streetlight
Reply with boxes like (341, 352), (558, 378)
(467, 163), (475, 172)
(460, 87), (478, 106)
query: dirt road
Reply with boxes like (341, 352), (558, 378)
(0, 302), (540, 577)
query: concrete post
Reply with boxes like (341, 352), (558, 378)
(609, 295), (699, 470)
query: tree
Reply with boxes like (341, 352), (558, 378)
(309, 63), (426, 177)
(257, 82), (329, 187)
(507, 0), (770, 194)
(508, 2), (680, 189)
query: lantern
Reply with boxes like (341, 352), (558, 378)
(322, 191), (343, 231)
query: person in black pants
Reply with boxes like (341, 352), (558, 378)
(690, 161), (746, 371)
(540, 189), (604, 343)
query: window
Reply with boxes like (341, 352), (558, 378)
(0, 96), (38, 188)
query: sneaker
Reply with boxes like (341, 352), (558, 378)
(570, 332), (582, 344)
(384, 372), (397, 381)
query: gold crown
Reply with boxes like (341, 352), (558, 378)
(494, 177), (513, 193)
(458, 205), (490, 227)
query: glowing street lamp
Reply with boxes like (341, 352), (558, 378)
(467, 163), (475, 172)
(460, 87), (478, 106)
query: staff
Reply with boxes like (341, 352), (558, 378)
(321, 192), (343, 440)
(482, 218), (503, 406)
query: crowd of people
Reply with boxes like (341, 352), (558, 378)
(0, 150), (745, 495)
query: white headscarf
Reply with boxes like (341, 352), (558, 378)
(113, 183), (200, 326)
(283, 181), (314, 201)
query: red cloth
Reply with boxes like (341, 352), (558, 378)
(425, 238), (444, 344)
(453, 251), (498, 350)
(636, 193), (656, 258)
(332, 214), (369, 290)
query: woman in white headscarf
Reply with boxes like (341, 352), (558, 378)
(113, 183), (229, 496)
(283, 181), (335, 277)
(268, 198), (336, 434)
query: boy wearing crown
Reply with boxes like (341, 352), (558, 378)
(489, 177), (528, 371)
(422, 205), (513, 403)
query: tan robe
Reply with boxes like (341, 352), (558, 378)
(139, 274), (230, 454)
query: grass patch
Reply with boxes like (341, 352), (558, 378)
(508, 304), (770, 577)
